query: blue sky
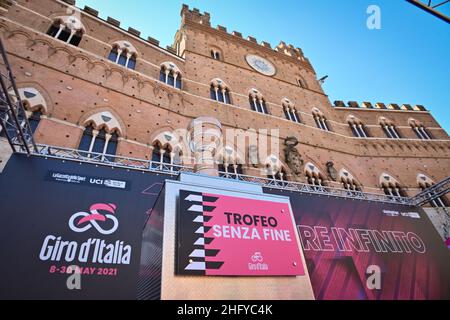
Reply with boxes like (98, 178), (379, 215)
(76, 0), (450, 133)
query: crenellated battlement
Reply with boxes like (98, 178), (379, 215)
(180, 4), (211, 26)
(180, 4), (312, 67)
(333, 101), (427, 112)
(57, 1), (313, 67)
(59, 0), (164, 52)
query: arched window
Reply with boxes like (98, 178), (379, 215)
(312, 108), (330, 131)
(217, 146), (244, 179)
(78, 111), (123, 160)
(159, 62), (182, 89)
(4, 87), (48, 137)
(249, 89), (268, 114)
(305, 162), (326, 188)
(282, 98), (300, 123)
(297, 76), (308, 89)
(417, 174), (447, 208)
(339, 169), (361, 191)
(211, 49), (221, 61)
(409, 119), (432, 140)
(264, 155), (287, 181)
(78, 125), (120, 160)
(47, 16), (84, 47)
(210, 79), (231, 104)
(348, 115), (369, 138)
(380, 118), (401, 139)
(108, 41), (138, 70)
(151, 144), (172, 165)
(380, 174), (406, 198)
(149, 130), (185, 172)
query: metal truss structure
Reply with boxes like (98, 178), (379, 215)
(410, 176), (450, 206)
(407, 0), (450, 23)
(26, 144), (410, 205)
(218, 171), (412, 205)
(0, 38), (37, 154)
(32, 144), (195, 177)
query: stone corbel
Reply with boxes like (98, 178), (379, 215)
(25, 38), (37, 48)
(87, 61), (96, 71)
(68, 55), (77, 64)
(104, 69), (112, 79)
(47, 47), (57, 57)
(153, 82), (162, 97)
(121, 74), (130, 86)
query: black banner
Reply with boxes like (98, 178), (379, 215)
(0, 154), (170, 299)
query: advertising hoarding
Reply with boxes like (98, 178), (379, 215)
(176, 190), (305, 276)
(265, 188), (450, 300)
(0, 154), (169, 299)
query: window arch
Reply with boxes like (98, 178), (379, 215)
(79, 125), (120, 161)
(417, 174), (447, 208)
(282, 98), (300, 123)
(78, 111), (123, 160)
(210, 79), (231, 104)
(217, 145), (244, 178)
(296, 76), (308, 89)
(339, 168), (361, 191)
(1, 88), (48, 137)
(248, 89), (268, 114)
(151, 143), (172, 165)
(159, 62), (182, 89)
(108, 41), (138, 70)
(379, 173), (406, 198)
(409, 119), (432, 140)
(379, 117), (401, 139)
(348, 115), (369, 138)
(305, 162), (327, 187)
(312, 108), (330, 131)
(150, 131), (184, 171)
(264, 155), (287, 181)
(210, 48), (222, 61)
(47, 16), (85, 47)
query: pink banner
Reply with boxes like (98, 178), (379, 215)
(200, 193), (305, 276)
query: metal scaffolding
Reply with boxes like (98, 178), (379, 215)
(407, 0), (450, 23)
(0, 38), (37, 154)
(411, 177), (450, 206)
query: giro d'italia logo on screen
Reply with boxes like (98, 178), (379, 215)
(69, 203), (119, 235)
(39, 203), (132, 265)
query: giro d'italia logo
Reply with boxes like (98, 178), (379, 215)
(69, 203), (119, 235)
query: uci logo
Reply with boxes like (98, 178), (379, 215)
(69, 203), (118, 235)
(90, 179), (103, 185)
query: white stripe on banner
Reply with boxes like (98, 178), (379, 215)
(189, 249), (206, 258)
(193, 216), (204, 223)
(194, 238), (205, 246)
(185, 262), (206, 271)
(185, 194), (203, 202)
(188, 205), (204, 213)
(195, 226), (205, 234)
